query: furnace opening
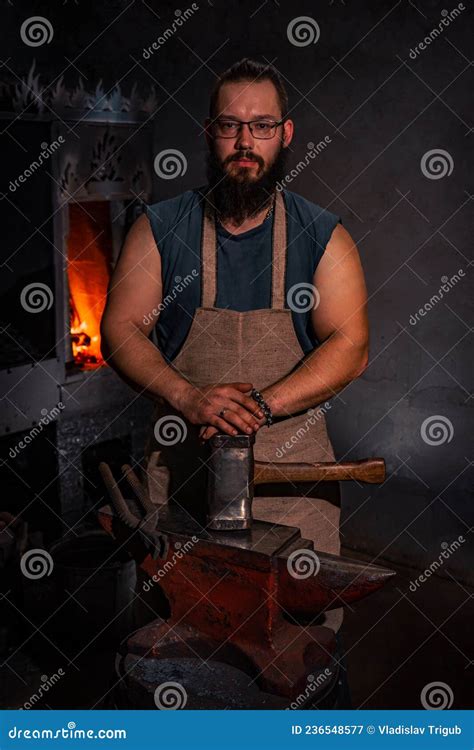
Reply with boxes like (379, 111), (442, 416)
(66, 201), (113, 370)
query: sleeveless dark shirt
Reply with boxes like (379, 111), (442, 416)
(145, 186), (342, 363)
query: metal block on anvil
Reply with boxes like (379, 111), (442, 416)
(98, 490), (395, 700)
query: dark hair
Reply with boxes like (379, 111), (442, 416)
(209, 58), (289, 121)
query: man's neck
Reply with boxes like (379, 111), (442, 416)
(218, 209), (266, 235)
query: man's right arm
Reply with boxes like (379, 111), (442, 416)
(100, 213), (189, 410)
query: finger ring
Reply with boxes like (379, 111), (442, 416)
(219, 408), (227, 417)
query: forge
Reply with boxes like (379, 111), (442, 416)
(0, 78), (155, 526)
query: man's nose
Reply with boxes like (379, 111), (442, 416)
(235, 122), (254, 149)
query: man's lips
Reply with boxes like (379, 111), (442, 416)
(231, 158), (259, 167)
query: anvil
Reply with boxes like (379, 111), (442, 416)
(98, 461), (395, 704)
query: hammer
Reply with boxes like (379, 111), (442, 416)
(206, 432), (385, 531)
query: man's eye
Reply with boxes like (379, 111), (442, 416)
(255, 122), (273, 130)
(221, 121), (238, 129)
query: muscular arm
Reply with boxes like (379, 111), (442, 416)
(262, 223), (369, 417)
(101, 214), (263, 436)
(100, 213), (188, 409)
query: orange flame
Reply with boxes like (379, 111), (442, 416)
(67, 202), (113, 369)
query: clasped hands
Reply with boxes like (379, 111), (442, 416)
(176, 381), (269, 443)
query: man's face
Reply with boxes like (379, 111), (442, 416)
(205, 79), (294, 221)
(207, 79), (292, 182)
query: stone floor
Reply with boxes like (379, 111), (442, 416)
(339, 547), (473, 709)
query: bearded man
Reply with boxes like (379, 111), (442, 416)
(101, 58), (368, 706)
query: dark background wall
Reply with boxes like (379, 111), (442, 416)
(2, 0), (472, 581)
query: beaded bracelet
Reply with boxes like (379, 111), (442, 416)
(251, 388), (273, 428)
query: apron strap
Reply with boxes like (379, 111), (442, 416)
(201, 188), (287, 310)
(271, 190), (287, 310)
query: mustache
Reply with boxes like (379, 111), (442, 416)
(225, 151), (264, 167)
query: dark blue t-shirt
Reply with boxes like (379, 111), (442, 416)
(145, 186), (342, 363)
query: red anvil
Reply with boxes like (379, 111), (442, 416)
(98, 496), (395, 702)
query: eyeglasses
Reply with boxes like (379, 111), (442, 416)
(212, 118), (285, 140)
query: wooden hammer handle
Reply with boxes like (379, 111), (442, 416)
(253, 458), (385, 485)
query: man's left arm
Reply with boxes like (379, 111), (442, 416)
(261, 222), (369, 418)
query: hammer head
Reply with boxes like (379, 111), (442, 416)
(206, 432), (255, 531)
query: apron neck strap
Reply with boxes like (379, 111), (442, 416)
(201, 189), (287, 309)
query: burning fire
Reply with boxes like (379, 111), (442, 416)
(67, 202), (113, 369)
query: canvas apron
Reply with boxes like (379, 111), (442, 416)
(145, 190), (343, 633)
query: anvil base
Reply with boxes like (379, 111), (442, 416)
(114, 616), (340, 707)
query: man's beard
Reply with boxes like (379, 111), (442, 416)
(205, 142), (288, 225)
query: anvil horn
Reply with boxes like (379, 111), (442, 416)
(277, 543), (396, 615)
